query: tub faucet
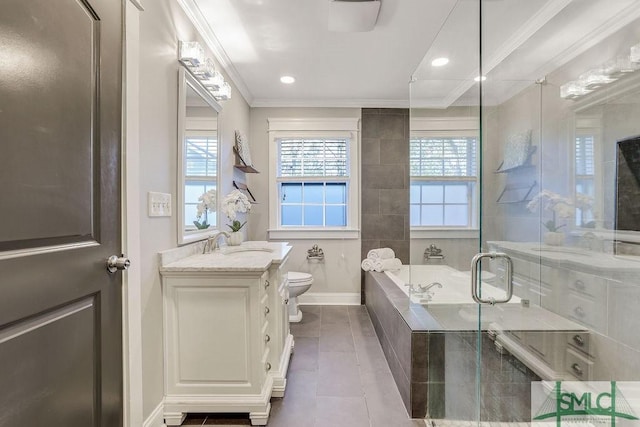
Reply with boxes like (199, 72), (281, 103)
(419, 282), (443, 292)
(424, 244), (445, 263)
(405, 282), (442, 302)
(203, 231), (231, 254)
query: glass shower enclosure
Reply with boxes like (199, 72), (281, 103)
(408, 0), (640, 424)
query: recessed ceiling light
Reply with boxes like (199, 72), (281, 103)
(474, 75), (487, 82)
(280, 75), (295, 84)
(431, 57), (449, 67)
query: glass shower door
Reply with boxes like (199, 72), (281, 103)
(410, 0), (640, 425)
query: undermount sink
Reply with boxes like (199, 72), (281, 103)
(219, 246), (274, 255)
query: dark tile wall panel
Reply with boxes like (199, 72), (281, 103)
(361, 108), (410, 303)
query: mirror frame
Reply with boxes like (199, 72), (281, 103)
(177, 68), (223, 245)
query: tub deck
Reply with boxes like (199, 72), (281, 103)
(364, 267), (585, 421)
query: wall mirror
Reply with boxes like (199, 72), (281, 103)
(177, 68), (222, 245)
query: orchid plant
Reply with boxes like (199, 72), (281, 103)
(194, 189), (217, 229)
(222, 189), (252, 232)
(527, 190), (574, 232)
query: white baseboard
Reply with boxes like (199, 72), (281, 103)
(298, 292), (361, 305)
(143, 401), (166, 427)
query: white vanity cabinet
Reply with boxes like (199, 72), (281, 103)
(159, 243), (293, 426)
(266, 260), (293, 398)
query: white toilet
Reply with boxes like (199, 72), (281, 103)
(287, 272), (313, 322)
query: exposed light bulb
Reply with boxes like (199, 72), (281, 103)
(474, 75), (487, 82)
(280, 75), (296, 84)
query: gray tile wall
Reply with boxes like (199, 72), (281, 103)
(361, 108), (410, 303)
(361, 108), (410, 264)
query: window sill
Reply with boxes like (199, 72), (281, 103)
(411, 228), (479, 239)
(268, 228), (360, 240)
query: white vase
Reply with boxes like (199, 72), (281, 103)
(544, 231), (565, 246)
(228, 231), (243, 246)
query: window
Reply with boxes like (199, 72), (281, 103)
(184, 132), (217, 229)
(410, 131), (478, 229)
(268, 118), (359, 239)
(575, 134), (595, 226)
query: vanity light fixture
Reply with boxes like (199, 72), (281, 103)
(561, 41), (640, 100)
(431, 57), (449, 67)
(178, 41), (231, 101)
(178, 41), (205, 67)
(211, 82), (232, 101)
(280, 75), (296, 84)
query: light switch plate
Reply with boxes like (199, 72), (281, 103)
(148, 192), (172, 217)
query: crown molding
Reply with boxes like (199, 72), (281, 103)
(440, 0), (573, 108)
(176, 0), (254, 106)
(251, 97), (409, 108)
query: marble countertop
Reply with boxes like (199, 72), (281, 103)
(160, 241), (291, 273)
(488, 240), (640, 274)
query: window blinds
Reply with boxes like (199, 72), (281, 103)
(278, 138), (348, 177)
(186, 136), (217, 177)
(410, 137), (477, 177)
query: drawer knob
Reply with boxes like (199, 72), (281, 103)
(264, 306), (270, 315)
(573, 306), (585, 318)
(571, 362), (583, 377)
(284, 298), (289, 305)
(573, 334), (585, 347)
(574, 280), (585, 291)
(265, 334), (271, 343)
(264, 280), (270, 289)
(266, 362), (272, 371)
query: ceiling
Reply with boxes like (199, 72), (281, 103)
(180, 0), (640, 108)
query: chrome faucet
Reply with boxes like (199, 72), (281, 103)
(424, 244), (445, 263)
(420, 282), (443, 292)
(202, 231), (231, 254)
(405, 282), (442, 294)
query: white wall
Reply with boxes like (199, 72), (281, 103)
(135, 0), (251, 420)
(247, 108), (362, 301)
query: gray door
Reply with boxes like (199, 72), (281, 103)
(0, 0), (123, 425)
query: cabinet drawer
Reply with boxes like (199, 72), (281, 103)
(568, 271), (607, 300)
(566, 348), (593, 380)
(567, 332), (591, 356)
(566, 293), (606, 333)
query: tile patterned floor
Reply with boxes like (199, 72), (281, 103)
(181, 305), (425, 426)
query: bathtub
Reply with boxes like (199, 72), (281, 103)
(384, 264), (520, 305)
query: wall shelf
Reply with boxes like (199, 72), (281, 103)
(496, 181), (537, 204)
(233, 147), (259, 173)
(233, 180), (258, 204)
(495, 146), (537, 173)
(234, 164), (259, 173)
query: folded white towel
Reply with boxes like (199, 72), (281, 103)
(371, 258), (402, 272)
(367, 248), (395, 260)
(361, 258), (376, 272)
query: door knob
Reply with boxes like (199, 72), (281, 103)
(107, 255), (131, 273)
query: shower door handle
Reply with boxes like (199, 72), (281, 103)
(471, 252), (513, 305)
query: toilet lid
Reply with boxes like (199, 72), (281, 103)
(288, 271), (312, 284)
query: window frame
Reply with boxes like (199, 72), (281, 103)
(183, 129), (218, 231)
(410, 118), (479, 236)
(268, 118), (360, 239)
(572, 115), (603, 229)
